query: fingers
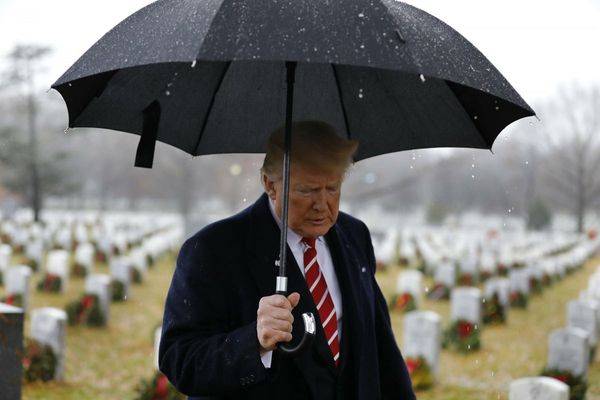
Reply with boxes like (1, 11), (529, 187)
(256, 293), (300, 351)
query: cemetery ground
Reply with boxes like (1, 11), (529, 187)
(7, 251), (600, 399)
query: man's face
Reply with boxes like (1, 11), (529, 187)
(264, 162), (343, 238)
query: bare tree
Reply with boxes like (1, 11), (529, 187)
(537, 84), (600, 232)
(3, 45), (52, 221)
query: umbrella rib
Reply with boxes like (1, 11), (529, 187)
(192, 61), (232, 155)
(331, 64), (351, 140)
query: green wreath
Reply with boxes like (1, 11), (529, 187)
(483, 294), (506, 325)
(405, 356), (434, 390)
(389, 292), (417, 313)
(135, 371), (186, 400)
(509, 291), (528, 308)
(111, 280), (127, 302)
(36, 274), (62, 292)
(22, 338), (58, 382)
(66, 294), (106, 327)
(1, 293), (23, 308)
(442, 319), (481, 353)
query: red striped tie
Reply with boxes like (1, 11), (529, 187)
(302, 237), (340, 366)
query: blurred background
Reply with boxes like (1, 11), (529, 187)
(1, 1), (600, 400)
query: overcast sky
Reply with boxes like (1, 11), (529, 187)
(1, 0), (599, 106)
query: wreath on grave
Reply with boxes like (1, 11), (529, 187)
(528, 276), (542, 295)
(458, 273), (475, 286)
(1, 293), (23, 308)
(542, 273), (553, 287)
(95, 248), (108, 264)
(134, 371), (186, 400)
(509, 291), (528, 308)
(36, 273), (62, 292)
(541, 368), (587, 400)
(442, 319), (480, 353)
(496, 264), (508, 276)
(22, 338), (58, 382)
(146, 254), (155, 269)
(388, 292), (417, 313)
(111, 280), (126, 302)
(405, 356), (433, 390)
(482, 294), (506, 325)
(72, 262), (89, 277)
(427, 283), (450, 301)
(0, 270), (3, 285)
(66, 294), (106, 327)
(130, 266), (143, 284)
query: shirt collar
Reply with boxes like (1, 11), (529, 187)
(267, 197), (323, 247)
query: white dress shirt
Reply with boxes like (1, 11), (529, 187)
(260, 200), (343, 367)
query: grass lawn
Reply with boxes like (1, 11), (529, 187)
(7, 250), (600, 399)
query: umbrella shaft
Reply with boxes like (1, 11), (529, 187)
(277, 61), (297, 295)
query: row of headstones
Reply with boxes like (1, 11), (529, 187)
(1, 225), (182, 305)
(414, 231), (594, 282)
(420, 236), (599, 300)
(401, 286), (600, 398)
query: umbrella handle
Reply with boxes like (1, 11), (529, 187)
(275, 276), (316, 356)
(277, 312), (316, 357)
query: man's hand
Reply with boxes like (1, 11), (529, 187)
(256, 292), (300, 352)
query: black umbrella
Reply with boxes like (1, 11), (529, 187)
(52, 0), (535, 355)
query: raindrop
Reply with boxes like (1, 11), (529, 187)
(471, 175), (475, 179)
(508, 209), (512, 213)
(360, 44), (365, 49)
(495, 106), (500, 110)
(410, 165), (414, 169)
(473, 115), (478, 120)
(358, 88), (364, 99)
(68, 83), (72, 87)
(358, 12), (365, 18)
(229, 163), (242, 176)
(243, 198), (247, 203)
(471, 164), (475, 168)
(165, 90), (171, 96)
(191, 60), (197, 68)
(419, 74), (426, 83)
(525, 161), (529, 165)
(63, 128), (70, 134)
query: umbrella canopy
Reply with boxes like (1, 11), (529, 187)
(52, 0), (534, 165)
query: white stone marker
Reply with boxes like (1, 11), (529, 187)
(567, 300), (598, 359)
(84, 274), (111, 323)
(45, 249), (70, 292)
(0, 243), (13, 273)
(403, 311), (442, 375)
(5, 265), (32, 312)
(509, 377), (569, 400)
(30, 307), (68, 380)
(395, 270), (423, 306)
(547, 327), (590, 378)
(434, 262), (456, 288)
(74, 242), (95, 275)
(484, 277), (511, 307)
(450, 287), (482, 324)
(110, 256), (131, 299)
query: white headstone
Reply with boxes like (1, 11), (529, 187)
(25, 240), (44, 268)
(450, 287), (482, 324)
(434, 262), (456, 288)
(509, 377), (569, 400)
(547, 327), (590, 377)
(84, 274), (111, 323)
(30, 308), (67, 380)
(110, 257), (131, 298)
(484, 278), (511, 307)
(403, 311), (442, 375)
(45, 250), (69, 292)
(567, 300), (598, 348)
(75, 242), (95, 274)
(395, 270), (422, 305)
(509, 268), (530, 295)
(5, 266), (32, 312)
(0, 244), (13, 272)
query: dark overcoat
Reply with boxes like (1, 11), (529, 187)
(159, 193), (415, 400)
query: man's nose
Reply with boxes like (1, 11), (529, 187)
(312, 189), (327, 210)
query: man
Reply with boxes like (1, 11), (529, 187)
(159, 121), (415, 399)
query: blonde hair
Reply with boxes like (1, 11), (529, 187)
(261, 121), (358, 181)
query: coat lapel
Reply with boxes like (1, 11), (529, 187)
(244, 194), (337, 374)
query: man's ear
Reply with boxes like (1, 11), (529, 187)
(262, 174), (276, 200)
